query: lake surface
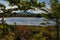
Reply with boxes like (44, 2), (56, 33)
(0, 17), (55, 26)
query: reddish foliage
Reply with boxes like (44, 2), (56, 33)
(17, 25), (27, 33)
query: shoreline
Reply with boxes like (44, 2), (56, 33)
(0, 13), (42, 18)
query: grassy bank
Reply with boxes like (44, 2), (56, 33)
(0, 24), (60, 40)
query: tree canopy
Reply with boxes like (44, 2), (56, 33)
(0, 4), (5, 8)
(0, 4), (6, 10)
(5, 0), (45, 11)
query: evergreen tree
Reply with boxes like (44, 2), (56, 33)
(41, 0), (60, 40)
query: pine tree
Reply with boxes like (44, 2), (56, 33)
(41, 0), (60, 40)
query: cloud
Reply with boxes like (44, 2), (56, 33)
(6, 5), (18, 9)
(0, 10), (3, 13)
(27, 8), (47, 14)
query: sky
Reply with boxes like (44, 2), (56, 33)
(0, 0), (50, 8)
(0, 0), (60, 8)
(0, 0), (60, 13)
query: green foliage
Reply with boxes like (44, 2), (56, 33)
(5, 0), (45, 11)
(0, 25), (59, 40)
(0, 4), (6, 26)
(0, 4), (6, 8)
(0, 0), (60, 40)
(41, 0), (60, 40)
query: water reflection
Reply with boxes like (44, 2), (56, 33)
(0, 17), (55, 26)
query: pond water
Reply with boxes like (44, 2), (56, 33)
(0, 17), (55, 26)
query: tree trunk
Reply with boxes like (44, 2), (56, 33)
(56, 18), (59, 40)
